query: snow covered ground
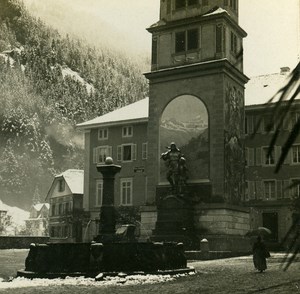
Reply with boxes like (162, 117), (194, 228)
(0, 273), (195, 290)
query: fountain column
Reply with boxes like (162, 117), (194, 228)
(95, 157), (121, 242)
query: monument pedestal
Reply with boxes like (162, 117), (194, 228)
(194, 203), (251, 252)
(152, 194), (199, 249)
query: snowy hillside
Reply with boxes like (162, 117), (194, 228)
(0, 200), (29, 235)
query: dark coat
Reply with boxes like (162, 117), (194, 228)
(252, 240), (269, 271)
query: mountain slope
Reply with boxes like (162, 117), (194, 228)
(0, 0), (149, 209)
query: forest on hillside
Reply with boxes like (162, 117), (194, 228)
(0, 0), (149, 209)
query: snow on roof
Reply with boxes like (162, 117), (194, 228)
(203, 7), (229, 17)
(77, 98), (149, 129)
(245, 70), (295, 106)
(56, 169), (84, 195)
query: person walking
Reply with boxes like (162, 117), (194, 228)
(252, 235), (270, 272)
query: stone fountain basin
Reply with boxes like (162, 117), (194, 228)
(17, 241), (193, 279)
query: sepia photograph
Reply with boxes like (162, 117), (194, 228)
(0, 0), (299, 292)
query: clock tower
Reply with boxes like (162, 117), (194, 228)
(144, 0), (250, 250)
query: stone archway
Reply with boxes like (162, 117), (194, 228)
(159, 95), (209, 183)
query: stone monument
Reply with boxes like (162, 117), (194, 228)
(17, 158), (193, 278)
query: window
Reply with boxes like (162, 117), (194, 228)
(122, 126), (133, 137)
(65, 202), (70, 213)
(175, 31), (185, 53)
(292, 112), (300, 127)
(245, 148), (249, 166)
(58, 179), (65, 192)
(292, 145), (300, 164)
(245, 181), (249, 201)
(98, 128), (108, 140)
(120, 178), (133, 206)
(263, 115), (275, 132)
(216, 24), (225, 54)
(142, 142), (148, 160)
(175, 0), (186, 9)
(202, 0), (208, 5)
(262, 147), (275, 165)
(93, 146), (112, 164)
(64, 226), (69, 238)
(291, 179), (300, 198)
(96, 179), (103, 207)
(152, 39), (158, 65)
(230, 32), (238, 54)
(187, 29), (198, 50)
(175, 29), (199, 53)
(264, 180), (276, 200)
(245, 115), (254, 135)
(245, 116), (248, 134)
(58, 203), (63, 215)
(117, 144), (137, 162)
(51, 204), (56, 216)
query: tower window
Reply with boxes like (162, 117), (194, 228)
(175, 29), (199, 53)
(175, 0), (186, 9)
(175, 31), (186, 52)
(230, 32), (238, 54)
(216, 24), (225, 53)
(152, 39), (158, 64)
(187, 29), (198, 50)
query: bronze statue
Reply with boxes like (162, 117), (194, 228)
(161, 142), (188, 194)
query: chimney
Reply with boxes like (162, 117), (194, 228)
(280, 67), (290, 74)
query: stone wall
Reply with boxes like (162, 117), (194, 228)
(194, 204), (250, 235)
(0, 236), (50, 249)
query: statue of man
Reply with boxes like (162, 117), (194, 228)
(161, 142), (183, 193)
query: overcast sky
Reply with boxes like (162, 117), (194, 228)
(25, 0), (299, 77)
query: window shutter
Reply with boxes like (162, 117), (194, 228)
(283, 180), (291, 198)
(256, 181), (263, 199)
(275, 146), (281, 163)
(132, 144), (137, 160)
(108, 146), (112, 157)
(284, 149), (291, 165)
(248, 148), (254, 166)
(249, 181), (254, 200)
(142, 143), (148, 160)
(255, 148), (262, 166)
(277, 180), (283, 199)
(117, 145), (122, 162)
(93, 148), (97, 164)
(248, 116), (254, 134)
